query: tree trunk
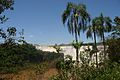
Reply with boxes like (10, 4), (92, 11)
(75, 29), (79, 64)
(74, 18), (79, 65)
(103, 33), (106, 60)
(93, 30), (98, 68)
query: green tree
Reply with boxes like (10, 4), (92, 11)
(114, 16), (120, 26)
(62, 2), (90, 62)
(86, 18), (100, 67)
(110, 16), (120, 38)
(94, 13), (112, 59)
(72, 41), (83, 50)
(0, 27), (17, 45)
(0, 0), (14, 23)
(107, 38), (120, 63)
(0, 27), (25, 46)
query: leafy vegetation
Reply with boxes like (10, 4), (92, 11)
(50, 55), (120, 80)
(62, 2), (90, 62)
(107, 38), (120, 63)
(0, 0), (14, 23)
(0, 27), (64, 73)
(110, 16), (120, 38)
(0, 42), (64, 73)
(0, 42), (37, 73)
(0, 1), (120, 80)
(50, 2), (120, 80)
(53, 44), (62, 53)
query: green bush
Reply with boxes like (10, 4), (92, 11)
(50, 55), (120, 80)
(0, 43), (64, 73)
(41, 51), (64, 61)
(0, 43), (38, 73)
(107, 38), (120, 63)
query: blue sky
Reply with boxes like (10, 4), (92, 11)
(1, 0), (120, 45)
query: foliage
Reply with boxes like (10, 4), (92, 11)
(0, 27), (25, 45)
(0, 42), (64, 73)
(107, 38), (120, 63)
(80, 45), (93, 65)
(33, 62), (50, 75)
(86, 17), (100, 67)
(53, 44), (62, 53)
(93, 13), (112, 39)
(62, 2), (90, 36)
(50, 55), (120, 80)
(0, 0), (14, 23)
(0, 43), (39, 73)
(110, 16), (120, 38)
(41, 51), (64, 62)
(0, 27), (64, 73)
(72, 40), (83, 49)
(114, 16), (120, 26)
(0, 0), (14, 13)
(52, 55), (76, 80)
(62, 2), (90, 62)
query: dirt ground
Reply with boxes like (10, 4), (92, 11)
(0, 68), (58, 80)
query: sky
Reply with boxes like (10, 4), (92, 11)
(1, 0), (120, 45)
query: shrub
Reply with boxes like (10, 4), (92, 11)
(107, 38), (120, 63)
(0, 43), (38, 73)
(50, 55), (120, 80)
(0, 42), (64, 73)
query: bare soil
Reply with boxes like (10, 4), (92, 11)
(0, 68), (58, 80)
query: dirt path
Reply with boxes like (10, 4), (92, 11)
(0, 68), (58, 80)
(40, 68), (58, 80)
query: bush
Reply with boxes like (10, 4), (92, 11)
(50, 55), (120, 80)
(0, 43), (64, 73)
(0, 43), (38, 73)
(41, 51), (64, 61)
(107, 38), (120, 63)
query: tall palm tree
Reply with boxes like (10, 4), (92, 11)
(62, 2), (90, 63)
(97, 14), (112, 59)
(86, 18), (100, 67)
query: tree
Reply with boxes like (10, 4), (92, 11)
(0, 0), (14, 23)
(0, 27), (17, 45)
(0, 27), (25, 46)
(114, 16), (120, 26)
(110, 16), (120, 38)
(0, 0), (15, 43)
(53, 44), (62, 53)
(107, 38), (120, 63)
(62, 2), (90, 63)
(94, 13), (112, 59)
(72, 40), (83, 50)
(86, 18), (100, 67)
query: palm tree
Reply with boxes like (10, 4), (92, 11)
(97, 13), (112, 60)
(62, 2), (90, 63)
(111, 16), (120, 38)
(86, 18), (99, 67)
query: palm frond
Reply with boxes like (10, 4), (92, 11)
(62, 9), (70, 25)
(62, 2), (90, 40)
